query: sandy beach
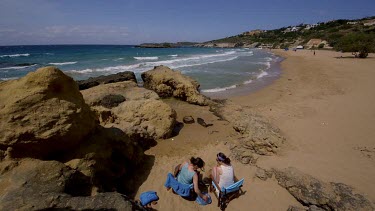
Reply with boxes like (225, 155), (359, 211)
(134, 49), (375, 210)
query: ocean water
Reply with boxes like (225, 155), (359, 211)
(0, 45), (281, 94)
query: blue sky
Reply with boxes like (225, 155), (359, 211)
(0, 0), (374, 45)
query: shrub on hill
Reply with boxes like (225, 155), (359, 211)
(335, 33), (375, 58)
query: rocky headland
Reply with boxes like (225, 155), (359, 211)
(0, 64), (373, 210)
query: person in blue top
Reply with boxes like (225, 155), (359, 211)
(174, 157), (208, 202)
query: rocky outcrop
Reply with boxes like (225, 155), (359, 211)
(81, 81), (176, 142)
(110, 99), (176, 140)
(210, 101), (285, 164)
(0, 66), (97, 158)
(141, 65), (210, 105)
(274, 167), (374, 211)
(63, 126), (145, 193)
(0, 159), (141, 210)
(82, 81), (159, 106)
(77, 71), (137, 90)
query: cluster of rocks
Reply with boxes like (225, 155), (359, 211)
(1, 65), (372, 210)
(0, 65), (213, 210)
(0, 67), (149, 210)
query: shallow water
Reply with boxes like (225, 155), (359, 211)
(0, 45), (280, 93)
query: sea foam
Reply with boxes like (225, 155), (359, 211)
(0, 53), (30, 58)
(257, 71), (269, 79)
(202, 85), (237, 93)
(48, 62), (77, 65)
(134, 56), (159, 60)
(0, 64), (37, 70)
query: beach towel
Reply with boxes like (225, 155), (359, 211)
(195, 192), (212, 205)
(164, 173), (193, 197)
(140, 191), (159, 206)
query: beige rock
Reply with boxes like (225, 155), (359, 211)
(141, 65), (209, 105)
(110, 99), (176, 140)
(0, 67), (97, 158)
(274, 167), (374, 211)
(0, 159), (137, 210)
(210, 101), (285, 159)
(81, 82), (176, 141)
(81, 81), (159, 106)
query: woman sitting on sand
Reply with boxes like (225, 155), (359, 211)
(211, 152), (235, 194)
(173, 157), (208, 201)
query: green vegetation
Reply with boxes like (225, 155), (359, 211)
(335, 33), (375, 58)
(207, 16), (375, 57)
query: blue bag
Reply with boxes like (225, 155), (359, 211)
(140, 191), (159, 206)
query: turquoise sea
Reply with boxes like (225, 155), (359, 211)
(0, 45), (281, 94)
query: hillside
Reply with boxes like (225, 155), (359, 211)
(206, 16), (375, 50)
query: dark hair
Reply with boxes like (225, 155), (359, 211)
(190, 157), (205, 168)
(217, 152), (231, 165)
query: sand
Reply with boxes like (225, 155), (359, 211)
(135, 50), (375, 210)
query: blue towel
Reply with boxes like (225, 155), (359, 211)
(164, 173), (193, 197)
(196, 192), (212, 205)
(140, 191), (159, 206)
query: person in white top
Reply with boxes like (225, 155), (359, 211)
(211, 152), (236, 195)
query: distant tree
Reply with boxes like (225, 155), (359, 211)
(162, 43), (172, 48)
(335, 33), (375, 58)
(318, 43), (325, 48)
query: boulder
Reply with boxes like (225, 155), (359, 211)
(0, 159), (141, 210)
(141, 65), (210, 105)
(64, 126), (145, 193)
(110, 99), (176, 140)
(81, 81), (160, 106)
(81, 82), (176, 141)
(232, 113), (285, 155)
(210, 101), (285, 162)
(77, 71), (137, 90)
(93, 94), (126, 109)
(274, 167), (374, 211)
(0, 66), (97, 158)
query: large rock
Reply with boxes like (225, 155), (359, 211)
(64, 126), (145, 193)
(0, 159), (141, 210)
(77, 71), (137, 90)
(274, 167), (374, 211)
(81, 82), (176, 141)
(210, 101), (285, 163)
(81, 81), (159, 106)
(110, 99), (176, 140)
(0, 67), (97, 158)
(141, 65), (209, 105)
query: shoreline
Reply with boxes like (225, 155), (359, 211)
(202, 50), (283, 99)
(231, 49), (375, 200)
(135, 49), (375, 210)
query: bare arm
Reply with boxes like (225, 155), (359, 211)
(193, 173), (208, 201)
(211, 166), (221, 192)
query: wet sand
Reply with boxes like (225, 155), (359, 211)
(135, 50), (375, 210)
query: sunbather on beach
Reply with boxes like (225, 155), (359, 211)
(211, 152), (236, 194)
(172, 157), (209, 201)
